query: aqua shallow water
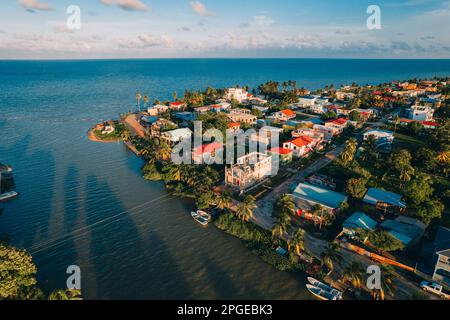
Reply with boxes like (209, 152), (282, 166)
(1, 59), (449, 299)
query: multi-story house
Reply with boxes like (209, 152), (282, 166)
(225, 152), (272, 192)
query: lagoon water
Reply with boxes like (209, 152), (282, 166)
(1, 59), (450, 299)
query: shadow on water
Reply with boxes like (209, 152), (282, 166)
(83, 174), (192, 299)
(200, 253), (264, 300)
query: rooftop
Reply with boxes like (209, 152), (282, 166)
(381, 216), (426, 246)
(343, 212), (378, 231)
(363, 188), (406, 208)
(292, 182), (347, 209)
(286, 136), (315, 148)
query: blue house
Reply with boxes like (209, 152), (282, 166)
(174, 112), (197, 122)
(363, 188), (406, 213)
(342, 212), (377, 237)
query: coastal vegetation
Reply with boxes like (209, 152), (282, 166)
(0, 241), (82, 300)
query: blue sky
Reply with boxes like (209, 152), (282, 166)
(0, 0), (449, 59)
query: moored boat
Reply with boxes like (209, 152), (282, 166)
(191, 210), (211, 226)
(306, 284), (339, 301)
(307, 277), (343, 299)
(0, 191), (19, 202)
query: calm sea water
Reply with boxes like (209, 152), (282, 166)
(1, 59), (450, 299)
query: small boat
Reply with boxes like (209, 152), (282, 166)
(307, 277), (343, 299)
(191, 210), (211, 226)
(306, 284), (339, 301)
(0, 191), (19, 202)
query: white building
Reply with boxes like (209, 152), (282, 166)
(226, 88), (249, 103)
(408, 105), (435, 122)
(225, 152), (273, 192)
(298, 96), (318, 107)
(161, 128), (192, 144)
(363, 130), (394, 148)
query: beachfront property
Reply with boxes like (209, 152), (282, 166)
(407, 105), (435, 122)
(380, 216), (426, 247)
(226, 88), (249, 103)
(149, 104), (170, 115)
(363, 129), (395, 148)
(140, 115), (159, 128)
(431, 227), (450, 286)
(160, 128), (192, 144)
(225, 152), (272, 192)
(291, 182), (348, 221)
(342, 212), (378, 238)
(192, 142), (223, 164)
(227, 109), (257, 125)
(363, 188), (406, 213)
(195, 102), (232, 114)
(282, 136), (316, 158)
(271, 109), (297, 121)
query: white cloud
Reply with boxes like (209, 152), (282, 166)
(18, 0), (51, 11)
(189, 1), (213, 16)
(117, 33), (175, 48)
(99, 0), (150, 12)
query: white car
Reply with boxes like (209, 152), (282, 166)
(420, 281), (450, 299)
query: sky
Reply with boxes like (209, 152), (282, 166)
(0, 0), (449, 59)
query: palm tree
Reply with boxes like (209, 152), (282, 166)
(436, 150), (450, 165)
(236, 195), (257, 222)
(287, 229), (305, 255)
(162, 163), (182, 182)
(342, 262), (365, 290)
(173, 92), (178, 101)
(275, 194), (295, 217)
(48, 289), (82, 300)
(121, 130), (131, 141)
(341, 138), (358, 165)
(371, 264), (397, 300)
(272, 221), (286, 239)
(217, 190), (232, 210)
(143, 95), (149, 110)
(155, 139), (172, 161)
(321, 242), (343, 273)
(136, 92), (142, 112)
(393, 115), (400, 134)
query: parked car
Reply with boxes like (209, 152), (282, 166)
(420, 281), (450, 299)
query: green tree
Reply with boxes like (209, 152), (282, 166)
(345, 178), (368, 199)
(340, 138), (358, 165)
(196, 190), (215, 209)
(413, 200), (444, 225)
(371, 265), (397, 300)
(48, 289), (83, 300)
(0, 242), (43, 300)
(404, 174), (434, 206)
(272, 221), (286, 239)
(236, 195), (257, 222)
(216, 190), (232, 210)
(342, 262), (366, 290)
(320, 242), (343, 273)
(365, 230), (404, 253)
(349, 110), (362, 122)
(321, 111), (338, 121)
(287, 229), (305, 256)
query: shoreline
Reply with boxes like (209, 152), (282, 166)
(87, 129), (120, 143)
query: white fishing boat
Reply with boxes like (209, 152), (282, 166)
(0, 191), (19, 202)
(307, 277), (343, 299)
(191, 210), (211, 226)
(306, 284), (339, 301)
